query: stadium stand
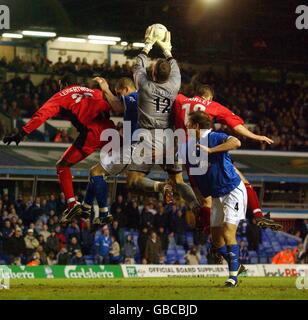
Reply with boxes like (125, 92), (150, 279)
(0, 192), (307, 266)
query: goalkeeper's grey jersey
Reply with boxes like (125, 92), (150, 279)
(133, 53), (181, 130)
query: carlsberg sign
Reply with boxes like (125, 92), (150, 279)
(0, 265), (123, 279)
(64, 266), (118, 279)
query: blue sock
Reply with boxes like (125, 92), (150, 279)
(91, 176), (109, 218)
(217, 245), (228, 261)
(227, 245), (240, 282)
(84, 178), (95, 207)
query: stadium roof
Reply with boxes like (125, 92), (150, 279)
(5, 0), (300, 37)
(2, 0), (307, 65)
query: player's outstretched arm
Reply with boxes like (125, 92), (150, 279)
(233, 124), (274, 144)
(198, 136), (241, 154)
(93, 77), (124, 114)
(3, 94), (62, 146)
(133, 27), (156, 89)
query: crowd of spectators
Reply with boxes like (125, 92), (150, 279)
(0, 192), (202, 266)
(1, 191), (308, 266)
(0, 55), (133, 79)
(0, 55), (307, 151)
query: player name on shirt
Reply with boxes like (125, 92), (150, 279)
(186, 96), (212, 107)
(152, 87), (173, 99)
(59, 86), (95, 97)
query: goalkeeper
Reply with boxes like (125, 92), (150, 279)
(127, 26), (201, 211)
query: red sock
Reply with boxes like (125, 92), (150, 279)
(57, 166), (76, 209)
(245, 183), (263, 218)
(200, 207), (211, 235)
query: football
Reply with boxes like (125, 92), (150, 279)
(150, 23), (168, 41)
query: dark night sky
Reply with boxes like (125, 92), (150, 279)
(1, 0), (303, 38)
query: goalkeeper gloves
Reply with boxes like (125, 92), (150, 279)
(157, 31), (172, 58)
(3, 129), (26, 146)
(143, 26), (156, 54)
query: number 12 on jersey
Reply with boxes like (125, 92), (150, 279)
(154, 97), (171, 113)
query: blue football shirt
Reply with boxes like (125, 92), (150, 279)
(187, 130), (241, 198)
(122, 91), (138, 136)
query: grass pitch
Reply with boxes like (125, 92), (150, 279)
(0, 277), (307, 300)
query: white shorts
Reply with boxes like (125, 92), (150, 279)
(211, 181), (247, 227)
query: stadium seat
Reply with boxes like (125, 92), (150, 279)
(166, 257), (175, 264)
(186, 235), (194, 247)
(259, 257), (268, 264)
(265, 228), (274, 235)
(263, 242), (271, 248)
(167, 254), (176, 262)
(133, 235), (138, 245)
(250, 257), (258, 264)
(176, 249), (186, 256)
(265, 251), (274, 257)
(185, 231), (193, 238)
(168, 243), (177, 250)
(167, 249), (176, 255)
(167, 250), (176, 256)
(124, 230), (130, 237)
(176, 255), (186, 263)
(249, 250), (258, 257)
(201, 247), (208, 256)
(200, 256), (207, 264)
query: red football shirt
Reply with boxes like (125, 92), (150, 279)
(23, 86), (111, 135)
(173, 94), (244, 132)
